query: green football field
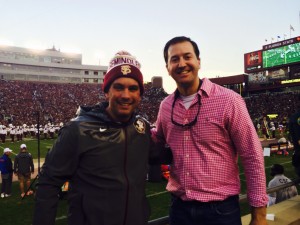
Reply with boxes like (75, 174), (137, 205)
(0, 137), (299, 224)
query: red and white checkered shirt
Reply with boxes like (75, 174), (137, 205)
(154, 78), (268, 207)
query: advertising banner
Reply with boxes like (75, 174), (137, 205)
(244, 50), (263, 73)
(248, 71), (268, 83)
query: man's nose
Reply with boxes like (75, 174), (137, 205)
(121, 89), (130, 98)
(178, 58), (186, 67)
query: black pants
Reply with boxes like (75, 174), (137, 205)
(1, 173), (13, 195)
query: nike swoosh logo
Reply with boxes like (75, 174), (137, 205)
(99, 128), (107, 132)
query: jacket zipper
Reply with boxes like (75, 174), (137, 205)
(123, 127), (129, 225)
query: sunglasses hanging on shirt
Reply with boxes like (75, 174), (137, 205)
(171, 80), (202, 128)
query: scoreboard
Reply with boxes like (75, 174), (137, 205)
(244, 36), (300, 73)
(244, 36), (300, 83)
(263, 42), (300, 68)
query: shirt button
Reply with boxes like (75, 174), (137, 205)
(186, 154), (189, 158)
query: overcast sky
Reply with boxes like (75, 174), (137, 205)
(0, 0), (299, 93)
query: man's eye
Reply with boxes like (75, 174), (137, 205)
(184, 55), (192, 60)
(129, 86), (139, 91)
(113, 84), (124, 90)
(170, 58), (178, 63)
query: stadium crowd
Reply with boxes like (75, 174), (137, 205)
(244, 91), (300, 129)
(0, 79), (300, 140)
(0, 80), (168, 142)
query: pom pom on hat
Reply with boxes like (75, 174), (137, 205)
(103, 51), (144, 95)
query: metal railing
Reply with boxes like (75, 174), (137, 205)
(147, 177), (300, 225)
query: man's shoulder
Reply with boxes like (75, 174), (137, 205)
(18, 151), (31, 157)
(268, 177), (279, 187)
(202, 78), (241, 99)
(135, 114), (149, 123)
(160, 93), (174, 106)
(71, 104), (108, 123)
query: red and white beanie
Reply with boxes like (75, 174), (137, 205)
(103, 51), (144, 95)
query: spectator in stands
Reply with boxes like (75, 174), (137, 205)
(153, 36), (268, 225)
(268, 164), (298, 206)
(289, 108), (300, 177)
(261, 116), (270, 140)
(278, 133), (287, 144)
(270, 121), (276, 139)
(14, 144), (34, 197)
(33, 51), (160, 225)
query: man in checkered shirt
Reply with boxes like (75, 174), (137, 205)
(153, 36), (268, 225)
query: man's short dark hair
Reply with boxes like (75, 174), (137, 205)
(163, 36), (200, 63)
(271, 164), (284, 176)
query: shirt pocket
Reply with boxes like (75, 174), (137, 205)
(197, 117), (225, 143)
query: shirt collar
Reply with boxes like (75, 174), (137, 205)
(199, 77), (213, 97)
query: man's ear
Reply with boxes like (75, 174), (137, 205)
(166, 64), (172, 76)
(104, 93), (109, 101)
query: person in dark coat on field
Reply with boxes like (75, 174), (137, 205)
(14, 143), (34, 197)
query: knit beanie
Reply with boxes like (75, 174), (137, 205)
(103, 51), (144, 95)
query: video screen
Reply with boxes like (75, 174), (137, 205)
(248, 71), (268, 84)
(263, 42), (300, 68)
(244, 50), (263, 73)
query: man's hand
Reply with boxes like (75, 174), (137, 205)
(249, 206), (267, 225)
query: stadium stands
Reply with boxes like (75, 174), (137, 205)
(0, 79), (299, 130)
(0, 80), (168, 126)
(244, 91), (300, 130)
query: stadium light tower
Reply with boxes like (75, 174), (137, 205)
(239, 82), (245, 96)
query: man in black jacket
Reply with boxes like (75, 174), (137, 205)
(14, 143), (34, 197)
(33, 51), (160, 225)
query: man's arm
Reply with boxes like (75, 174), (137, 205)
(33, 123), (79, 225)
(249, 206), (267, 225)
(227, 95), (268, 223)
(13, 156), (18, 174)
